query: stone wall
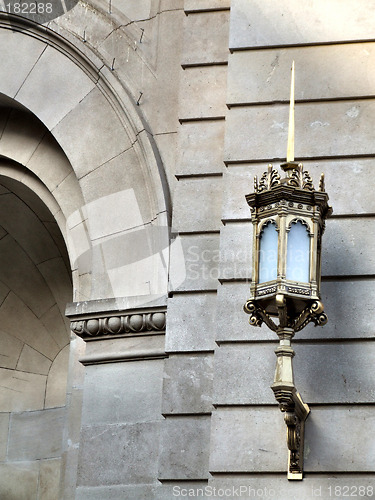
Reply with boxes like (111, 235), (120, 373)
(0, 0), (374, 498)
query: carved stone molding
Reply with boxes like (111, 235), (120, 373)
(68, 306), (167, 340)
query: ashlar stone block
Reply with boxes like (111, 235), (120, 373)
(0, 237), (56, 318)
(0, 30), (46, 98)
(210, 474), (375, 500)
(172, 176), (223, 232)
(228, 43), (375, 104)
(0, 413), (9, 461)
(176, 120), (225, 176)
(52, 87), (131, 179)
(223, 159), (375, 220)
(162, 354), (214, 414)
(213, 342), (375, 405)
(0, 462), (39, 500)
(81, 359), (164, 426)
(179, 65), (227, 120)
(8, 407), (66, 460)
(216, 280), (375, 342)
(219, 222), (252, 281)
(182, 10), (230, 65)
(0, 108), (46, 166)
(305, 406), (375, 472)
(77, 421), (161, 486)
(169, 234), (220, 292)
(39, 459), (61, 500)
(0, 292), (60, 361)
(16, 45), (95, 130)
(159, 416), (211, 479)
(209, 408), (285, 472)
(166, 293), (217, 352)
(225, 101), (375, 162)
(230, 0), (375, 49)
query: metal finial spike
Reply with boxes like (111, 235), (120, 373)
(286, 61), (295, 162)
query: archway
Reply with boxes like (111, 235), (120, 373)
(0, 173), (73, 498)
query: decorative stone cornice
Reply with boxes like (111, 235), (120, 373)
(66, 300), (167, 340)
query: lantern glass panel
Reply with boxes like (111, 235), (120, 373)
(286, 221), (310, 283)
(258, 221), (278, 283)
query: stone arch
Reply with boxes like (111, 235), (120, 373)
(0, 12), (171, 303)
(0, 168), (74, 498)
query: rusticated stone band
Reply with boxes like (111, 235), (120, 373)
(71, 310), (166, 339)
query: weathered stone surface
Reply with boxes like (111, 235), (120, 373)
(211, 406), (375, 472)
(0, 193), (60, 265)
(8, 407), (66, 460)
(210, 474), (375, 500)
(176, 120), (225, 176)
(0, 292), (59, 361)
(0, 368), (46, 412)
(39, 459), (61, 500)
(37, 257), (73, 313)
(81, 359), (164, 426)
(230, 0), (375, 49)
(26, 132), (73, 191)
(219, 222), (252, 280)
(172, 177), (223, 232)
(212, 344), (275, 405)
(223, 159), (375, 220)
(52, 87), (131, 179)
(45, 346), (70, 409)
(180, 66), (227, 119)
(217, 218), (375, 278)
(209, 408), (285, 472)
(182, 11), (230, 65)
(0, 413), (9, 461)
(77, 421), (161, 486)
(84, 334), (166, 360)
(169, 234), (220, 291)
(228, 43), (375, 104)
(225, 101), (375, 162)
(305, 407), (375, 471)
(185, 0), (230, 11)
(322, 218), (375, 275)
(0, 31), (46, 98)
(217, 280), (375, 342)
(0, 109), (46, 166)
(166, 293), (217, 352)
(76, 484), (158, 500)
(162, 354), (213, 414)
(0, 462), (39, 500)
(0, 330), (23, 370)
(17, 344), (52, 376)
(78, 147), (152, 223)
(16, 45), (95, 130)
(213, 342), (375, 405)
(0, 239), (55, 319)
(159, 416), (211, 479)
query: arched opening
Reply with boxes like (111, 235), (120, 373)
(0, 174), (73, 498)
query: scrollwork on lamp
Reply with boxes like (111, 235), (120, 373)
(243, 62), (332, 480)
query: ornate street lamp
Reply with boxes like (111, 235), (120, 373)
(244, 62), (332, 480)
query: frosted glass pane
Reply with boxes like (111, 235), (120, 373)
(258, 222), (278, 283)
(286, 221), (310, 283)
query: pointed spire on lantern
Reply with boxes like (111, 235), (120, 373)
(286, 60), (295, 163)
(281, 61), (301, 179)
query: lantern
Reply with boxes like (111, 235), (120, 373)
(244, 63), (332, 480)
